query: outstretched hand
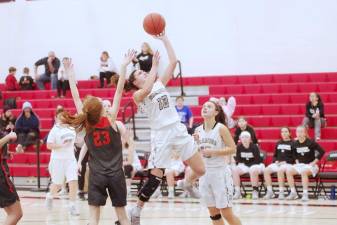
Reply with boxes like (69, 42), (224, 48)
(122, 49), (137, 66)
(152, 31), (167, 41)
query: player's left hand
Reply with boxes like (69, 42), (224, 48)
(201, 148), (213, 158)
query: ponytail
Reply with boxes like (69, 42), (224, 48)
(124, 70), (138, 92)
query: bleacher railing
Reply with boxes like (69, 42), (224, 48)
(173, 60), (185, 96)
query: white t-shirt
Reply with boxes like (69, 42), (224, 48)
(139, 81), (180, 130)
(47, 124), (76, 160)
(99, 59), (117, 73)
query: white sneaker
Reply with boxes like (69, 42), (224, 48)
(177, 180), (200, 199)
(301, 193), (309, 202)
(252, 190), (259, 200)
(70, 205), (80, 216)
(233, 191), (242, 200)
(278, 192), (285, 200)
(128, 207), (141, 225)
(263, 191), (275, 200)
(45, 196), (53, 210)
(168, 192), (174, 199)
(286, 192), (299, 200)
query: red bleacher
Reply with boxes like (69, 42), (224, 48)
(1, 72), (337, 177)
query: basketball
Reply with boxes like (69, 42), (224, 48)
(143, 13), (166, 35)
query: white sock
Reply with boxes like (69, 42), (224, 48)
(127, 186), (131, 194)
(134, 205), (142, 216)
(303, 189), (308, 195)
(290, 187), (296, 193)
(168, 187), (174, 194)
(69, 200), (75, 207)
(235, 186), (240, 193)
(267, 186), (272, 192)
(46, 193), (53, 199)
(279, 187), (284, 193)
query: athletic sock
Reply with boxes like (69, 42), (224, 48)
(46, 193), (53, 199)
(235, 186), (240, 193)
(290, 187), (296, 193)
(252, 186), (259, 192)
(168, 187), (174, 194)
(69, 200), (76, 207)
(279, 187), (284, 193)
(303, 189), (308, 194)
(127, 186), (131, 195)
(267, 186), (272, 192)
(133, 205), (142, 216)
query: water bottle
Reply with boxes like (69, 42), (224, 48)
(330, 186), (336, 200)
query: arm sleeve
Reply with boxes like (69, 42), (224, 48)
(46, 128), (56, 144)
(312, 141), (325, 160)
(305, 102), (311, 118)
(235, 145), (242, 164)
(35, 58), (45, 67)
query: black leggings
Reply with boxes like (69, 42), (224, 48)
(57, 80), (70, 97)
(99, 72), (115, 88)
(74, 146), (89, 191)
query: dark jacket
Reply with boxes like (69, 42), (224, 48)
(234, 125), (258, 144)
(15, 112), (40, 134)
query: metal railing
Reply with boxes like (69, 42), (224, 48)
(122, 100), (138, 140)
(173, 60), (185, 96)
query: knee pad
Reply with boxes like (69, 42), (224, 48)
(124, 165), (134, 178)
(210, 214), (222, 221)
(138, 173), (162, 202)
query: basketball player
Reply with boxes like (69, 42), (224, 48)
(125, 33), (205, 225)
(286, 126), (325, 201)
(0, 131), (22, 225)
(263, 127), (294, 200)
(194, 101), (242, 225)
(46, 107), (79, 216)
(62, 51), (136, 225)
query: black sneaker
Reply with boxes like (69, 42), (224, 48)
(78, 192), (87, 201)
(115, 221), (121, 225)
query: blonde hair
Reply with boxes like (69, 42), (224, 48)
(142, 42), (153, 55)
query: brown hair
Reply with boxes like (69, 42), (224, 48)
(61, 96), (103, 132)
(208, 101), (228, 126)
(124, 70), (139, 92)
(23, 67), (29, 74)
(9, 67), (16, 73)
(100, 51), (109, 61)
(176, 96), (184, 101)
(55, 106), (65, 117)
(280, 126), (292, 139)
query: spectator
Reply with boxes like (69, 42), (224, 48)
(57, 57), (71, 98)
(175, 96), (194, 134)
(263, 127), (295, 200)
(133, 42), (153, 72)
(99, 51), (117, 88)
(0, 107), (16, 133)
(210, 96), (237, 128)
(14, 102), (40, 152)
(34, 51), (60, 90)
(165, 152), (185, 199)
(232, 131), (264, 200)
(19, 67), (35, 90)
(286, 126), (325, 201)
(233, 117), (258, 145)
(5, 67), (20, 91)
(302, 92), (326, 141)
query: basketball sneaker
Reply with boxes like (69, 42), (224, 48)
(177, 180), (200, 199)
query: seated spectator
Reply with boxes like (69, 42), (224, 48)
(164, 152), (185, 199)
(34, 51), (60, 90)
(302, 92), (326, 141)
(175, 96), (194, 134)
(19, 67), (35, 90)
(133, 42), (153, 72)
(232, 131), (264, 200)
(0, 107), (16, 133)
(263, 127), (295, 200)
(57, 57), (72, 98)
(99, 51), (117, 88)
(286, 126), (325, 201)
(14, 102), (40, 152)
(5, 67), (20, 91)
(210, 96), (237, 128)
(233, 117), (258, 145)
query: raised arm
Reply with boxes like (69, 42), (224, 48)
(133, 51), (160, 104)
(156, 33), (178, 86)
(109, 50), (136, 122)
(66, 62), (83, 113)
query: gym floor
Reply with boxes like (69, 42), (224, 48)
(0, 191), (336, 225)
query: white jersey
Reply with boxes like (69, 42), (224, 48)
(47, 124), (76, 160)
(139, 81), (180, 130)
(195, 123), (227, 168)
